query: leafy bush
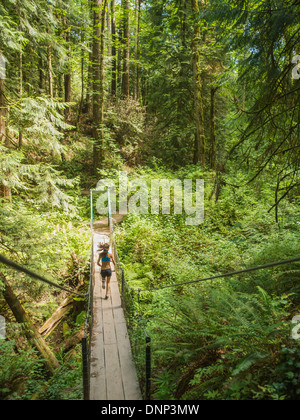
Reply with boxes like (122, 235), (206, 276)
(0, 340), (82, 400)
(150, 285), (297, 400)
(114, 165), (299, 400)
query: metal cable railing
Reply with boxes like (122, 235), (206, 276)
(0, 254), (87, 297)
(82, 190), (95, 400)
(108, 189), (152, 400)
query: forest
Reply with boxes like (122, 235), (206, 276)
(0, 0), (299, 401)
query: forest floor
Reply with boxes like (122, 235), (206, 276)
(93, 214), (124, 235)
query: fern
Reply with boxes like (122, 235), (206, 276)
(0, 145), (77, 212)
(152, 283), (293, 400)
(9, 96), (74, 157)
(273, 270), (300, 297)
(33, 166), (78, 213)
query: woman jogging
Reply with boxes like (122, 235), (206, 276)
(97, 243), (116, 300)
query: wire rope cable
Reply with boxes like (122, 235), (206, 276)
(137, 256), (300, 293)
(0, 253), (87, 297)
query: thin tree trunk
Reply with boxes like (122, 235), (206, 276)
(0, 69), (11, 201)
(19, 51), (23, 148)
(86, 50), (93, 114)
(92, 0), (102, 170)
(0, 78), (6, 145)
(191, 0), (205, 166)
(39, 56), (44, 93)
(77, 13), (85, 128)
(48, 46), (54, 99)
(64, 24), (72, 119)
(111, 0), (117, 98)
(106, 2), (111, 59)
(117, 25), (123, 92)
(121, 0), (130, 99)
(210, 86), (217, 170)
(99, 0), (107, 125)
(1, 275), (60, 374)
(92, 0), (107, 171)
(133, 0), (141, 101)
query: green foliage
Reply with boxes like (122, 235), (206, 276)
(10, 96), (74, 155)
(0, 0), (299, 403)
(0, 340), (82, 400)
(149, 284), (297, 400)
(115, 164), (299, 400)
(0, 341), (42, 399)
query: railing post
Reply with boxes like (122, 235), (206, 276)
(145, 335), (151, 400)
(82, 337), (90, 400)
(90, 189), (94, 232)
(121, 268), (125, 296)
(82, 188), (94, 401)
(107, 187), (112, 232)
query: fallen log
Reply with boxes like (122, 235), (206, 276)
(57, 328), (85, 353)
(1, 274), (60, 374)
(39, 295), (74, 338)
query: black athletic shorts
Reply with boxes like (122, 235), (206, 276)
(101, 269), (112, 278)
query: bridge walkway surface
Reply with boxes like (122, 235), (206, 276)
(89, 218), (142, 401)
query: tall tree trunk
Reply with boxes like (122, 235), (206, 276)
(0, 78), (6, 146)
(86, 0), (94, 114)
(64, 24), (72, 120)
(1, 275), (60, 374)
(121, 0), (130, 99)
(191, 0), (205, 166)
(0, 66), (11, 202)
(86, 50), (93, 114)
(117, 25), (123, 92)
(19, 51), (23, 148)
(77, 1), (85, 128)
(106, 2), (111, 59)
(210, 87), (217, 170)
(77, 33), (85, 128)
(48, 45), (54, 99)
(39, 56), (44, 94)
(133, 0), (141, 101)
(99, 0), (107, 128)
(92, 0), (107, 172)
(92, 0), (102, 170)
(111, 0), (117, 98)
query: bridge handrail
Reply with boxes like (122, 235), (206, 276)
(107, 188), (151, 400)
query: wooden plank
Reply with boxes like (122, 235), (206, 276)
(115, 320), (142, 400)
(104, 343), (125, 400)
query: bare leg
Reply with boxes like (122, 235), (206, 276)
(105, 276), (111, 299)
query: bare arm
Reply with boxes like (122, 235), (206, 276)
(110, 253), (116, 267)
(97, 254), (102, 267)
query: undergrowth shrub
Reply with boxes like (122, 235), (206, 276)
(0, 340), (82, 400)
(150, 285), (299, 400)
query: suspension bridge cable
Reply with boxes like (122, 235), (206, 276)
(104, 190), (300, 294)
(0, 254), (87, 298)
(137, 256), (300, 293)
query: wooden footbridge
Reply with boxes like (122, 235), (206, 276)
(2, 192), (297, 400)
(87, 217), (142, 401)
